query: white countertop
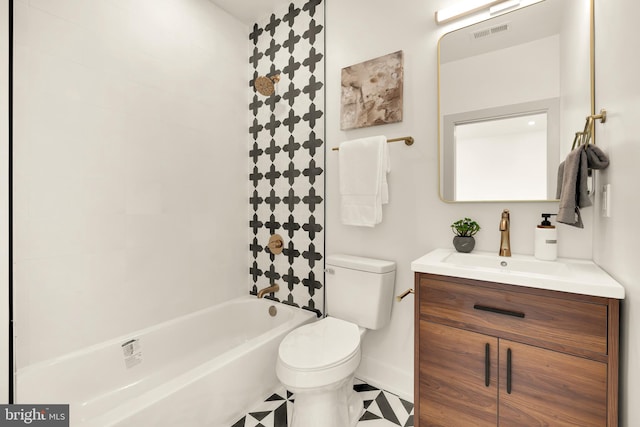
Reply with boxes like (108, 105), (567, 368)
(411, 248), (625, 299)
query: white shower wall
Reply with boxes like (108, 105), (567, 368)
(12, 0), (248, 369)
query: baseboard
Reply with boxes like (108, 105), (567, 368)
(355, 355), (413, 402)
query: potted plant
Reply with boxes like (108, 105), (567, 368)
(451, 217), (481, 253)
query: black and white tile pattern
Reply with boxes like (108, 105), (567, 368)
(248, 0), (325, 317)
(232, 380), (414, 427)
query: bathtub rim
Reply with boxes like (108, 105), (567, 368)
(16, 295), (314, 375)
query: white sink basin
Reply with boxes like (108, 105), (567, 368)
(444, 251), (569, 277)
(411, 248), (625, 299)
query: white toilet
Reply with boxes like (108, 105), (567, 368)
(276, 254), (396, 427)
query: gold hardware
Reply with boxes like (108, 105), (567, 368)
(573, 109), (607, 149)
(267, 234), (284, 255)
(571, 131), (586, 150)
(499, 209), (511, 257)
(396, 288), (415, 302)
(332, 136), (414, 151)
(257, 283), (279, 299)
(588, 108), (607, 124)
(254, 74), (281, 96)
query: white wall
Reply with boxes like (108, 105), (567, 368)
(558, 0), (591, 159)
(1, 1), (9, 404)
(12, 0), (248, 371)
(326, 0), (593, 400)
(593, 0), (640, 424)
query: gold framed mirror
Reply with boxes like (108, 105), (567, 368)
(438, 0), (594, 202)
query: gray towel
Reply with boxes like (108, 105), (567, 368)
(557, 148), (589, 227)
(584, 144), (610, 170)
(556, 144), (609, 228)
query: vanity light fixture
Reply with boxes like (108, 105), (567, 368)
(489, 0), (520, 15)
(435, 0), (541, 24)
(435, 0), (501, 24)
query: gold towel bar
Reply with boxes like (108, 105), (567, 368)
(332, 136), (414, 151)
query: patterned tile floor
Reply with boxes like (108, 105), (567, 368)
(231, 380), (414, 427)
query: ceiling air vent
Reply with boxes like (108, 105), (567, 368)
(472, 22), (510, 40)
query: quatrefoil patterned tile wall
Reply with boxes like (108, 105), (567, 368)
(248, 0), (325, 317)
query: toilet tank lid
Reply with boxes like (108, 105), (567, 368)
(326, 254), (396, 273)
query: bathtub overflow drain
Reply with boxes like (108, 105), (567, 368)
(500, 261), (508, 267)
(268, 305), (277, 317)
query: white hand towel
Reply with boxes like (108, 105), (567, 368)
(381, 140), (390, 204)
(338, 135), (389, 227)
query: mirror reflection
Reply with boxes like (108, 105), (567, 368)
(453, 112), (548, 201)
(438, 0), (592, 202)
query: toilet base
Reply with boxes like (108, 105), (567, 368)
(288, 375), (363, 427)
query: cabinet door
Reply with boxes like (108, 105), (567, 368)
(419, 321), (498, 427)
(499, 340), (607, 426)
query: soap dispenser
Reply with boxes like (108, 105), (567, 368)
(534, 213), (557, 261)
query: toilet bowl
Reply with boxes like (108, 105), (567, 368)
(276, 317), (365, 427)
(276, 254), (396, 427)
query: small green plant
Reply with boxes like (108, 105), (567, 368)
(451, 217), (481, 237)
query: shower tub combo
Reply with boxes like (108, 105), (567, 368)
(16, 296), (315, 426)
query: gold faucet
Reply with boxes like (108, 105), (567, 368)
(257, 283), (279, 298)
(499, 209), (511, 257)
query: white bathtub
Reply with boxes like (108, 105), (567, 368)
(16, 296), (316, 426)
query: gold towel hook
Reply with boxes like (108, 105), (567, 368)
(572, 109), (607, 150)
(571, 132), (582, 150)
(588, 108), (607, 124)
(582, 117), (593, 145)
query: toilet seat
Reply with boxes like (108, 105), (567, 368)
(277, 317), (362, 390)
(279, 317), (360, 371)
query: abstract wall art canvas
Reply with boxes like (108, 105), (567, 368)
(340, 50), (404, 130)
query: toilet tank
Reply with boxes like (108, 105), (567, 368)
(325, 254), (396, 330)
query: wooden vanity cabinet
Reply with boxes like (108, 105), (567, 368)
(415, 273), (619, 427)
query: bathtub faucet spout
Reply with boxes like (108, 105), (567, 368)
(257, 283), (280, 298)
